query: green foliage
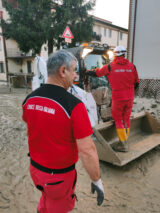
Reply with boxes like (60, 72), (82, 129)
(53, 0), (95, 49)
(1, 0), (95, 54)
(1, 0), (53, 54)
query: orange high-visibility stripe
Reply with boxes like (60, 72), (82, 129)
(116, 128), (127, 142)
(126, 128), (130, 140)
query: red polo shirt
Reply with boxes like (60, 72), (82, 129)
(22, 84), (93, 169)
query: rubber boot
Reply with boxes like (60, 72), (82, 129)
(126, 128), (130, 140)
(113, 128), (129, 152)
(113, 141), (129, 152)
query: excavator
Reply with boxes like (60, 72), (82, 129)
(33, 42), (160, 166)
(67, 42), (160, 166)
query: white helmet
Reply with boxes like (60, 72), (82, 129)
(113, 45), (126, 56)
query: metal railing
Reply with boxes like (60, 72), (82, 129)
(7, 48), (33, 57)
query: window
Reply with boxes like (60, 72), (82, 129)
(84, 54), (106, 70)
(92, 31), (96, 39)
(27, 61), (32, 74)
(104, 28), (107, 37)
(109, 29), (112, 38)
(84, 54), (109, 89)
(44, 46), (47, 51)
(0, 62), (4, 73)
(120, 32), (123, 40)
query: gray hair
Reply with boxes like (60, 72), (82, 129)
(47, 50), (77, 76)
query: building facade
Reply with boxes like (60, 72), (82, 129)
(92, 16), (128, 49)
(0, 2), (128, 82)
(0, 0), (36, 82)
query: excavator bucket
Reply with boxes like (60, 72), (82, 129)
(93, 112), (160, 166)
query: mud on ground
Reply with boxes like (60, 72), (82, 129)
(0, 86), (160, 213)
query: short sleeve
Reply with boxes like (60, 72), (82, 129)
(22, 104), (27, 122)
(96, 64), (109, 77)
(71, 102), (93, 139)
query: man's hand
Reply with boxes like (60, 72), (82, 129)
(91, 178), (104, 206)
(85, 70), (97, 77)
(134, 82), (139, 91)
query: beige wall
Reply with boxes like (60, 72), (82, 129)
(8, 59), (21, 73)
(118, 32), (128, 47)
(5, 38), (34, 74)
(2, 3), (10, 20)
(8, 58), (34, 74)
(93, 22), (128, 49)
(6, 39), (19, 50)
(22, 58), (34, 74)
(4, 39), (47, 75)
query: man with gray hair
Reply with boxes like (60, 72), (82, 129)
(22, 50), (104, 213)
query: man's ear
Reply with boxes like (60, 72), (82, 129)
(59, 66), (66, 77)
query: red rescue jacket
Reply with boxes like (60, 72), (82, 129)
(96, 57), (139, 100)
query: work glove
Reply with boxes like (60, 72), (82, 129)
(134, 82), (139, 91)
(85, 70), (97, 77)
(91, 178), (104, 206)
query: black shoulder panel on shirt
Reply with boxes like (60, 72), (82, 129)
(22, 86), (40, 106)
(22, 84), (82, 116)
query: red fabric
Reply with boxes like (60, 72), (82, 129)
(22, 98), (93, 169)
(71, 102), (93, 139)
(111, 99), (133, 128)
(30, 164), (77, 213)
(96, 57), (139, 100)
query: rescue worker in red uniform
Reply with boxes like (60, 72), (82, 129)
(22, 50), (104, 213)
(86, 46), (139, 152)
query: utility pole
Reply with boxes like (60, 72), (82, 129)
(0, 10), (9, 83)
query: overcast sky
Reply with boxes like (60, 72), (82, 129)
(92, 0), (130, 29)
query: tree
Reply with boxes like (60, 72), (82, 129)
(1, 0), (96, 55)
(1, 0), (53, 54)
(52, 0), (95, 50)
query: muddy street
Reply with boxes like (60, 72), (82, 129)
(0, 88), (160, 213)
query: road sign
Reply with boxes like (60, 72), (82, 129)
(65, 38), (72, 43)
(62, 26), (74, 39)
